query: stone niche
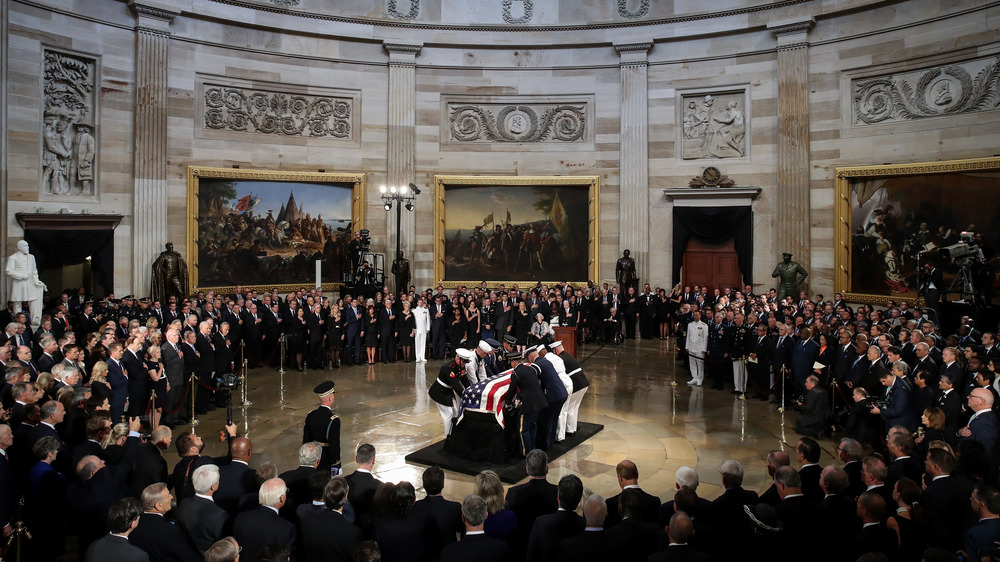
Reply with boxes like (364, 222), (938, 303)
(677, 88), (749, 160)
(41, 48), (100, 200)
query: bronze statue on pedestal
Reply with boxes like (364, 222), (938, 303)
(151, 242), (189, 303)
(772, 252), (808, 302)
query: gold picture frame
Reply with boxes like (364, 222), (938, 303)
(433, 175), (600, 288)
(834, 156), (1000, 306)
(186, 166), (366, 294)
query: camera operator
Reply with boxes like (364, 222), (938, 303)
(920, 262), (943, 323)
(869, 364), (915, 433)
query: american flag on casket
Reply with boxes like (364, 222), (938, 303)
(458, 369), (513, 428)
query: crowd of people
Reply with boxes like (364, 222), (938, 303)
(2, 273), (1000, 560)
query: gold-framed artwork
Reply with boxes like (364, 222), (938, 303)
(186, 166), (365, 294)
(834, 157), (1000, 306)
(433, 175), (599, 288)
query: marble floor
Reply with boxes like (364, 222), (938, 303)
(175, 338), (843, 504)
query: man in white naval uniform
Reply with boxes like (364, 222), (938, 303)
(6, 240), (47, 328)
(542, 341), (574, 443)
(413, 298), (430, 363)
(685, 310), (708, 386)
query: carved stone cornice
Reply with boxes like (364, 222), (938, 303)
(384, 42), (422, 67)
(769, 18), (814, 50)
(616, 42), (652, 67)
(129, 3), (180, 23)
(384, 43), (423, 55)
(614, 42), (653, 54)
(769, 21), (814, 37)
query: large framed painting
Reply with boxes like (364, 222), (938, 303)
(433, 175), (599, 287)
(834, 157), (1000, 305)
(186, 167), (365, 293)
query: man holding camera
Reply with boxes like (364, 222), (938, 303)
(870, 366), (915, 432)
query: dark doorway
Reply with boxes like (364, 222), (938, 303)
(683, 238), (742, 292)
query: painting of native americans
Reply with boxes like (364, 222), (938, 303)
(836, 158), (1000, 305)
(436, 176), (597, 284)
(189, 168), (364, 290)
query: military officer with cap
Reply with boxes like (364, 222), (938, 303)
(429, 348), (473, 436)
(467, 340), (492, 384)
(303, 380), (340, 472)
(482, 338), (503, 377)
(503, 349), (546, 456)
(552, 340), (589, 437)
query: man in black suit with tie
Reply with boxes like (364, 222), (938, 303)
(708, 460), (759, 559)
(15, 345), (38, 382)
(122, 337), (149, 418)
(300, 476), (363, 562)
(344, 297), (363, 365)
(176, 463), (232, 553)
(344, 443), (381, 528)
(234, 477), (297, 562)
(130, 482), (201, 561)
(241, 304), (263, 367)
(409, 466), (462, 554)
(83, 497), (149, 562)
(194, 322), (217, 415)
(215, 436), (255, 516)
(771, 325), (794, 403)
(430, 296), (449, 360)
(937, 373), (963, 444)
(604, 459), (660, 528)
(505, 449), (559, 560)
(441, 494), (511, 562)
(939, 346), (964, 390)
(128, 425), (171, 499)
(160, 328), (186, 426)
(279, 442), (323, 521)
(921, 448), (974, 551)
(378, 298), (396, 363)
(774, 465), (820, 555)
(526, 474), (585, 562)
(748, 324), (774, 401)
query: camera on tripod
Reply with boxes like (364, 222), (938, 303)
(218, 372), (240, 390)
(359, 229), (372, 253)
(940, 231), (981, 265)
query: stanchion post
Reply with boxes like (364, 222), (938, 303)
(189, 373), (200, 426)
(670, 344), (678, 387)
(829, 376), (839, 432)
(239, 358), (252, 407)
(738, 356), (747, 400)
(777, 365), (787, 413)
(147, 389), (158, 428)
(278, 334), (286, 375)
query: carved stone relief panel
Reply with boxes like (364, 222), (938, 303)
(501, 0), (532, 24)
(41, 48), (99, 198)
(678, 89), (749, 160)
(387, 0), (420, 20)
(853, 55), (1000, 125)
(617, 0), (650, 19)
(443, 96), (592, 148)
(197, 76), (360, 145)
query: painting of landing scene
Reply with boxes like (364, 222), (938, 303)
(187, 167), (364, 291)
(835, 158), (1000, 305)
(434, 175), (599, 286)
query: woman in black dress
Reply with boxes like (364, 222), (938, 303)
(465, 301), (481, 350)
(448, 307), (467, 356)
(286, 304), (307, 372)
(88, 361), (112, 408)
(396, 301), (416, 362)
(145, 345), (167, 426)
(364, 306), (380, 364)
(306, 303), (325, 370)
(327, 306), (344, 368)
(513, 301), (530, 351)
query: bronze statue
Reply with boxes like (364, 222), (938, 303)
(616, 249), (638, 295)
(771, 252), (808, 302)
(391, 251), (410, 294)
(150, 242), (189, 303)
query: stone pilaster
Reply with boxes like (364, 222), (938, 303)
(770, 20), (814, 270)
(616, 42), (652, 283)
(1, 0), (8, 298)
(384, 42), (420, 293)
(130, 2), (177, 296)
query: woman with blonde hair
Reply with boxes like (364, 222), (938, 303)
(474, 470), (517, 541)
(89, 360), (112, 406)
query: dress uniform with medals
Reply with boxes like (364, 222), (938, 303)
(707, 317), (731, 390)
(303, 381), (340, 472)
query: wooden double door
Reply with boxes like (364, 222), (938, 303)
(682, 238), (742, 292)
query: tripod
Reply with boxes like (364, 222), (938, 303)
(947, 261), (977, 303)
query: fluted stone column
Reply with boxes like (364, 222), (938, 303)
(384, 42), (421, 294)
(616, 42), (652, 284)
(0, 0), (8, 298)
(130, 2), (177, 297)
(770, 20), (814, 268)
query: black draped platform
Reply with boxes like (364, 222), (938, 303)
(405, 414), (604, 483)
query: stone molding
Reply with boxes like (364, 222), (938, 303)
(769, 21), (814, 37)
(269, 0), (301, 6)
(197, 76), (360, 144)
(501, 0), (533, 24)
(447, 103), (586, 144)
(384, 42), (422, 66)
(41, 48), (99, 199)
(853, 55), (1000, 126)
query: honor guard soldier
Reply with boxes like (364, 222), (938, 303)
(303, 380), (341, 473)
(429, 349), (473, 437)
(503, 350), (547, 456)
(552, 340), (589, 437)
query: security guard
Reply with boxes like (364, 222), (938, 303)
(303, 380), (340, 473)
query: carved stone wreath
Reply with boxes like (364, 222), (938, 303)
(854, 56), (1000, 125)
(617, 0), (651, 19)
(501, 0), (533, 24)
(204, 86), (351, 138)
(449, 104), (585, 143)
(387, 0), (420, 20)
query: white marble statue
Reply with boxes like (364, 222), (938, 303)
(6, 240), (47, 327)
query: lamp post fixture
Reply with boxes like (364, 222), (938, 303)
(379, 182), (420, 284)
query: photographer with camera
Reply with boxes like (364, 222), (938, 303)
(870, 364), (915, 433)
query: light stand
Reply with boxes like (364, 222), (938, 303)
(379, 183), (420, 292)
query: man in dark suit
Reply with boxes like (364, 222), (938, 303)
(83, 497), (149, 562)
(748, 324), (774, 401)
(0, 424), (13, 535)
(176, 464), (232, 553)
(790, 327), (820, 396)
(708, 459), (759, 559)
(850, 492), (898, 560)
(194, 322), (217, 415)
(771, 325), (794, 403)
(959, 388), (999, 459)
(820, 466), (861, 562)
(128, 425), (171, 499)
(604, 459), (660, 528)
(234, 478), (297, 562)
(430, 296), (449, 360)
(215, 436), (255, 516)
(300, 476), (363, 562)
(795, 375), (830, 438)
(921, 448), (974, 551)
(963, 483), (1000, 560)
(774, 466), (821, 555)
(68, 416), (143, 556)
(938, 373), (963, 445)
(645, 510), (711, 562)
(344, 443), (381, 528)
(556, 494), (616, 561)
(377, 299), (396, 363)
(605, 488), (659, 560)
(939, 346), (964, 390)
(884, 431), (922, 491)
(240, 304), (263, 367)
(526, 474), (585, 562)
(130, 482), (201, 562)
(871, 367), (915, 432)
(409, 466), (462, 554)
(921, 262), (943, 321)
(505, 449), (559, 559)
(160, 328), (187, 426)
(442, 494), (511, 562)
(795, 437), (824, 502)
(279, 442), (323, 521)
(122, 338), (149, 418)
(343, 297), (363, 365)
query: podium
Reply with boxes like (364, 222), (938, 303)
(552, 326), (577, 357)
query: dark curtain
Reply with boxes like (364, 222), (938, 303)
(23, 229), (115, 295)
(672, 206), (753, 287)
